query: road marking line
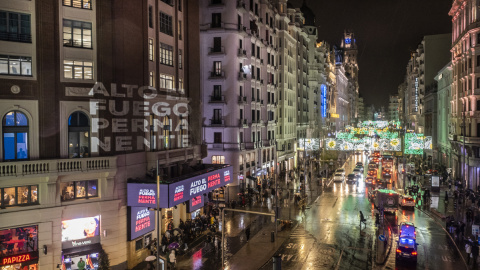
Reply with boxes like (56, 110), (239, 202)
(334, 249), (344, 270)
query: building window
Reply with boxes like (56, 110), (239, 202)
(213, 109), (222, 124)
(149, 38), (154, 61)
(149, 71), (154, 87)
(60, 180), (98, 201)
(163, 117), (170, 149)
(179, 49), (182, 69)
(178, 0), (182, 11)
(160, 43), (174, 66)
(213, 85), (221, 99)
(159, 12), (173, 36)
(212, 155), (225, 164)
(211, 13), (221, 28)
(161, 0), (173, 5)
(214, 132), (222, 143)
(64, 60), (93, 80)
(3, 111), (28, 161)
(0, 55), (32, 76)
(68, 111), (90, 158)
(63, 19), (92, 48)
(214, 61), (222, 75)
(1, 185), (38, 207)
(178, 21), (182, 40)
(63, 0), (92, 9)
(160, 74), (174, 90)
(148, 5), (153, 28)
(0, 10), (32, 43)
(178, 78), (183, 93)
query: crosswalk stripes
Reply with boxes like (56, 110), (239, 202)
(289, 226), (309, 239)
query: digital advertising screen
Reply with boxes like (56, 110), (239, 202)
(128, 207), (155, 240)
(186, 195), (204, 213)
(61, 216), (100, 249)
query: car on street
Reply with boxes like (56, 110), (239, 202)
(347, 173), (356, 184)
(367, 169), (377, 177)
(382, 169), (392, 179)
(399, 222), (416, 239)
(353, 168), (362, 176)
(333, 173), (345, 182)
(368, 163), (378, 170)
(396, 237), (418, 264)
(399, 195), (415, 208)
(356, 162), (363, 167)
(365, 176), (375, 185)
(373, 151), (381, 157)
(374, 179), (387, 188)
(335, 168), (345, 176)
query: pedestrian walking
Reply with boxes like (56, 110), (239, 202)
(472, 243), (479, 265)
(245, 227), (251, 242)
(466, 241), (472, 264)
(168, 250), (176, 270)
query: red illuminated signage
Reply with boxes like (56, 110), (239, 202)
(138, 189), (156, 204)
(0, 252), (38, 266)
(135, 209), (152, 232)
(173, 185), (184, 202)
(191, 196), (202, 207)
(208, 173), (221, 188)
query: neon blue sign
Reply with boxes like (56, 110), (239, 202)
(321, 84), (327, 118)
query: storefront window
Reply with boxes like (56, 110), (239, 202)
(1, 186), (38, 207)
(60, 180), (98, 201)
(0, 226), (38, 269)
(62, 253), (99, 270)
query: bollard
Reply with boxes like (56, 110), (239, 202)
(271, 231), (275, 242)
(273, 255), (282, 270)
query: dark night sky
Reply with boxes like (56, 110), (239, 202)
(289, 0), (452, 108)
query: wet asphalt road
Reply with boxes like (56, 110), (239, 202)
(262, 153), (465, 270)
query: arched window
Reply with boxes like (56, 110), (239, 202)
(2, 111), (28, 161)
(68, 111), (90, 158)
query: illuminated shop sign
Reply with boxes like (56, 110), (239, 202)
(61, 216), (100, 249)
(187, 195), (204, 213)
(0, 251), (38, 266)
(414, 78), (419, 112)
(128, 207), (155, 240)
(127, 166), (233, 208)
(321, 84), (327, 118)
(331, 113), (339, 118)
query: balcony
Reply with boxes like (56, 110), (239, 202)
(209, 95), (226, 103)
(245, 142), (257, 149)
(209, 0), (225, 6)
(209, 71), (225, 80)
(239, 143), (245, 150)
(238, 48), (247, 58)
(209, 46), (225, 55)
(0, 156), (116, 178)
(239, 119), (248, 127)
(209, 118), (225, 126)
(238, 95), (247, 104)
(238, 72), (247, 81)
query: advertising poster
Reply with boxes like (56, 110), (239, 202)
(128, 207), (155, 240)
(61, 216), (100, 249)
(186, 195), (204, 213)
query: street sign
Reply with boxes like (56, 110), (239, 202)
(378, 235), (386, 242)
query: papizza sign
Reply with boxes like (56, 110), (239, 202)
(88, 82), (190, 152)
(127, 166), (233, 208)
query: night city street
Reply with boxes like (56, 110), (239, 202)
(1, 0), (479, 270)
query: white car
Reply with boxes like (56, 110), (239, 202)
(353, 168), (362, 175)
(399, 195), (415, 208)
(335, 168), (346, 176)
(333, 173), (345, 182)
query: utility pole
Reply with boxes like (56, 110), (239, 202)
(462, 111), (468, 189)
(156, 161), (162, 270)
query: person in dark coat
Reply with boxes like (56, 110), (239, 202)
(245, 227), (251, 242)
(472, 243), (479, 266)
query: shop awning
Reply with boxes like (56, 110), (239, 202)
(62, 243), (103, 257)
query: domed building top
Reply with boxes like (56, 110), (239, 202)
(300, 0), (315, 26)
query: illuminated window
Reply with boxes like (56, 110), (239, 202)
(160, 43), (173, 66)
(68, 111), (90, 158)
(63, 0), (92, 9)
(163, 116), (170, 149)
(0, 55), (32, 76)
(149, 71), (155, 87)
(212, 155), (225, 164)
(60, 180), (98, 201)
(64, 60), (93, 80)
(178, 49), (182, 69)
(2, 111), (28, 161)
(160, 74), (174, 90)
(0, 185), (38, 207)
(148, 38), (154, 61)
(63, 19), (92, 48)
